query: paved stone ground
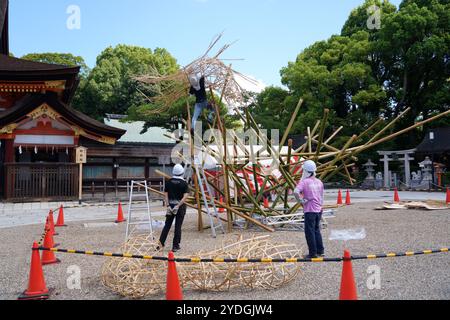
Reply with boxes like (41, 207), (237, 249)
(0, 190), (447, 229)
(0, 200), (448, 300)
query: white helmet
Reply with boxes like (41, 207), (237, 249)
(173, 164), (185, 177)
(303, 160), (317, 174)
(189, 74), (201, 91)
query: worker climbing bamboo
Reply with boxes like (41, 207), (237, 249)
(293, 160), (325, 259)
(189, 74), (214, 132)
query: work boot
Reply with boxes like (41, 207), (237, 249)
(172, 246), (181, 253)
(156, 241), (164, 251)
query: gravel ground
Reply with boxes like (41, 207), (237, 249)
(0, 202), (449, 300)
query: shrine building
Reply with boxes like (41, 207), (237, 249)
(0, 0), (174, 202)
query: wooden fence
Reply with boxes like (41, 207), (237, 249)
(5, 163), (79, 202)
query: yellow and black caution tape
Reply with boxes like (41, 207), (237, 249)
(37, 229), (49, 246)
(34, 246), (449, 263)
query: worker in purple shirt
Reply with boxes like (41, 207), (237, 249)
(294, 160), (325, 259)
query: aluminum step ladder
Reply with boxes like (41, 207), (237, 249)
(125, 180), (154, 241)
(192, 161), (225, 238)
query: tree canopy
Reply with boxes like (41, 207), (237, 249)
(76, 45), (179, 122)
(251, 0), (449, 153)
(19, 0), (449, 147)
(21, 52), (90, 78)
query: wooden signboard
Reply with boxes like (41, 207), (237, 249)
(75, 146), (87, 164)
(75, 146), (87, 204)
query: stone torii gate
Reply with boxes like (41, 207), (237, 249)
(377, 149), (416, 188)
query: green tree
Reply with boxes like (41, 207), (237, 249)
(79, 45), (179, 121)
(21, 53), (90, 113)
(279, 30), (387, 140)
(21, 52), (90, 78)
(253, 0), (449, 154)
(374, 0), (450, 146)
(341, 0), (397, 37)
(247, 86), (290, 132)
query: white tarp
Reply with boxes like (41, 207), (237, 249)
(14, 135), (75, 146)
(329, 228), (367, 241)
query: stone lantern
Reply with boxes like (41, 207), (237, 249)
(362, 159), (377, 188)
(419, 156), (433, 182)
(363, 159), (376, 180)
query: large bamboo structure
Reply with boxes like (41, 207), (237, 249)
(136, 36), (450, 233)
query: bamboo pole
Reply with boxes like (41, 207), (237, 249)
(349, 108), (450, 154)
(307, 127), (312, 154)
(226, 165), (272, 216)
(140, 177), (274, 232)
(324, 126), (344, 145)
(135, 182), (226, 222)
(322, 109), (450, 182)
(314, 109), (330, 161)
(331, 109), (450, 182)
(280, 98), (303, 147)
(354, 117), (384, 143)
(366, 108), (411, 145)
(310, 120), (321, 138)
(209, 85), (233, 231)
(283, 139), (293, 211)
(244, 110), (298, 189)
(319, 135), (357, 179)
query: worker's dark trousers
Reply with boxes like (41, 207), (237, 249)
(159, 205), (187, 249)
(304, 212), (324, 257)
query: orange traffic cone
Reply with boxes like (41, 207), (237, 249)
(47, 210), (58, 236)
(394, 188), (400, 203)
(218, 197), (225, 213)
(263, 196), (270, 209)
(337, 190), (343, 205)
(166, 251), (183, 300)
(55, 205), (67, 227)
(345, 190), (352, 205)
(115, 202), (126, 223)
(44, 217), (50, 233)
(446, 188), (450, 205)
(18, 242), (50, 300)
(41, 229), (60, 266)
(45, 225), (60, 248)
(339, 250), (358, 300)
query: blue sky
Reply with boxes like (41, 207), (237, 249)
(9, 0), (402, 87)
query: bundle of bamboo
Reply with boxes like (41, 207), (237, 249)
(178, 235), (301, 291)
(101, 235), (166, 298)
(135, 33), (257, 113)
(165, 95), (450, 233)
(136, 35), (450, 233)
(101, 235), (301, 298)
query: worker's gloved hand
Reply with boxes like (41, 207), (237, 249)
(166, 207), (174, 217)
(294, 193), (308, 205)
(167, 202), (180, 217)
(294, 193), (302, 203)
(166, 206), (178, 217)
